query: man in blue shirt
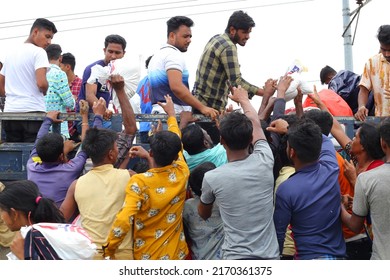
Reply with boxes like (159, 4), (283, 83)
(137, 56), (153, 143)
(77, 34), (127, 129)
(271, 118), (346, 260)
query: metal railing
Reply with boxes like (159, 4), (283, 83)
(0, 111), (384, 140)
(0, 111), (385, 181)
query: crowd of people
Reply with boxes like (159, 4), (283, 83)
(0, 11), (390, 260)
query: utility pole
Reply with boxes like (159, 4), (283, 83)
(342, 0), (372, 72)
(342, 0), (353, 71)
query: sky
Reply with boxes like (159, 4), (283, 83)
(0, 0), (388, 108)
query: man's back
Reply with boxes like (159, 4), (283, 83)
(104, 112), (190, 260)
(183, 196), (224, 260)
(328, 70), (361, 114)
(353, 164), (390, 260)
(121, 158), (189, 260)
(201, 140), (279, 259)
(136, 75), (152, 139)
(27, 116), (87, 207)
(45, 64), (75, 137)
(184, 143), (227, 172)
(274, 135), (346, 259)
(75, 164), (132, 251)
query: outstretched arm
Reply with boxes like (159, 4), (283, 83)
(157, 94), (180, 136)
(258, 78), (277, 119)
(79, 100), (89, 141)
(355, 86), (369, 121)
(229, 86), (265, 143)
(111, 74), (137, 135)
(167, 70), (218, 119)
(308, 86), (352, 149)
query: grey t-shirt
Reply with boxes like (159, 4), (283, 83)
(353, 163), (390, 260)
(200, 140), (279, 259)
(183, 197), (224, 260)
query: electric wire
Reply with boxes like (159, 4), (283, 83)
(0, 0), (314, 41)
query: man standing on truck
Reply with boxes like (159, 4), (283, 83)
(0, 18), (57, 142)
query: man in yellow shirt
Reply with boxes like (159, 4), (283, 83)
(104, 95), (189, 260)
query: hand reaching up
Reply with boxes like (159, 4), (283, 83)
(157, 95), (175, 117)
(92, 97), (107, 117)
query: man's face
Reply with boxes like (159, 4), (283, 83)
(231, 28), (251, 46)
(172, 25), (192, 52)
(324, 73), (335, 85)
(380, 43), (390, 63)
(104, 43), (125, 64)
(33, 28), (54, 49)
(59, 62), (70, 73)
(351, 128), (363, 155)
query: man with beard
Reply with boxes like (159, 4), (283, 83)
(192, 10), (266, 144)
(148, 16), (217, 119)
(355, 25), (390, 121)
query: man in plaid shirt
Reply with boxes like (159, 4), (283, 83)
(192, 10), (266, 143)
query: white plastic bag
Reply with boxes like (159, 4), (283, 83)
(87, 56), (141, 113)
(33, 223), (97, 260)
(7, 223), (97, 260)
(284, 59), (312, 101)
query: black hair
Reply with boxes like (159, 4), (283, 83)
(45, 43), (62, 60)
(181, 124), (207, 155)
(304, 110), (333, 136)
(145, 55), (153, 69)
(359, 122), (385, 160)
(30, 18), (57, 34)
(377, 25), (390, 45)
(225, 10), (255, 33)
(104, 34), (127, 50)
(287, 119), (322, 164)
(0, 180), (64, 225)
(82, 127), (118, 164)
(319, 65), (337, 85)
(379, 117), (390, 147)
(188, 162), (216, 197)
(132, 159), (150, 173)
(149, 131), (182, 167)
(166, 16), (194, 37)
(219, 111), (253, 150)
(276, 114), (300, 168)
(61, 52), (76, 71)
(261, 119), (271, 143)
(36, 133), (64, 162)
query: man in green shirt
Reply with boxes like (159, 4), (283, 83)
(192, 10), (266, 143)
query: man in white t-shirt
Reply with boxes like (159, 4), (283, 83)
(147, 16), (218, 119)
(0, 18), (57, 142)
